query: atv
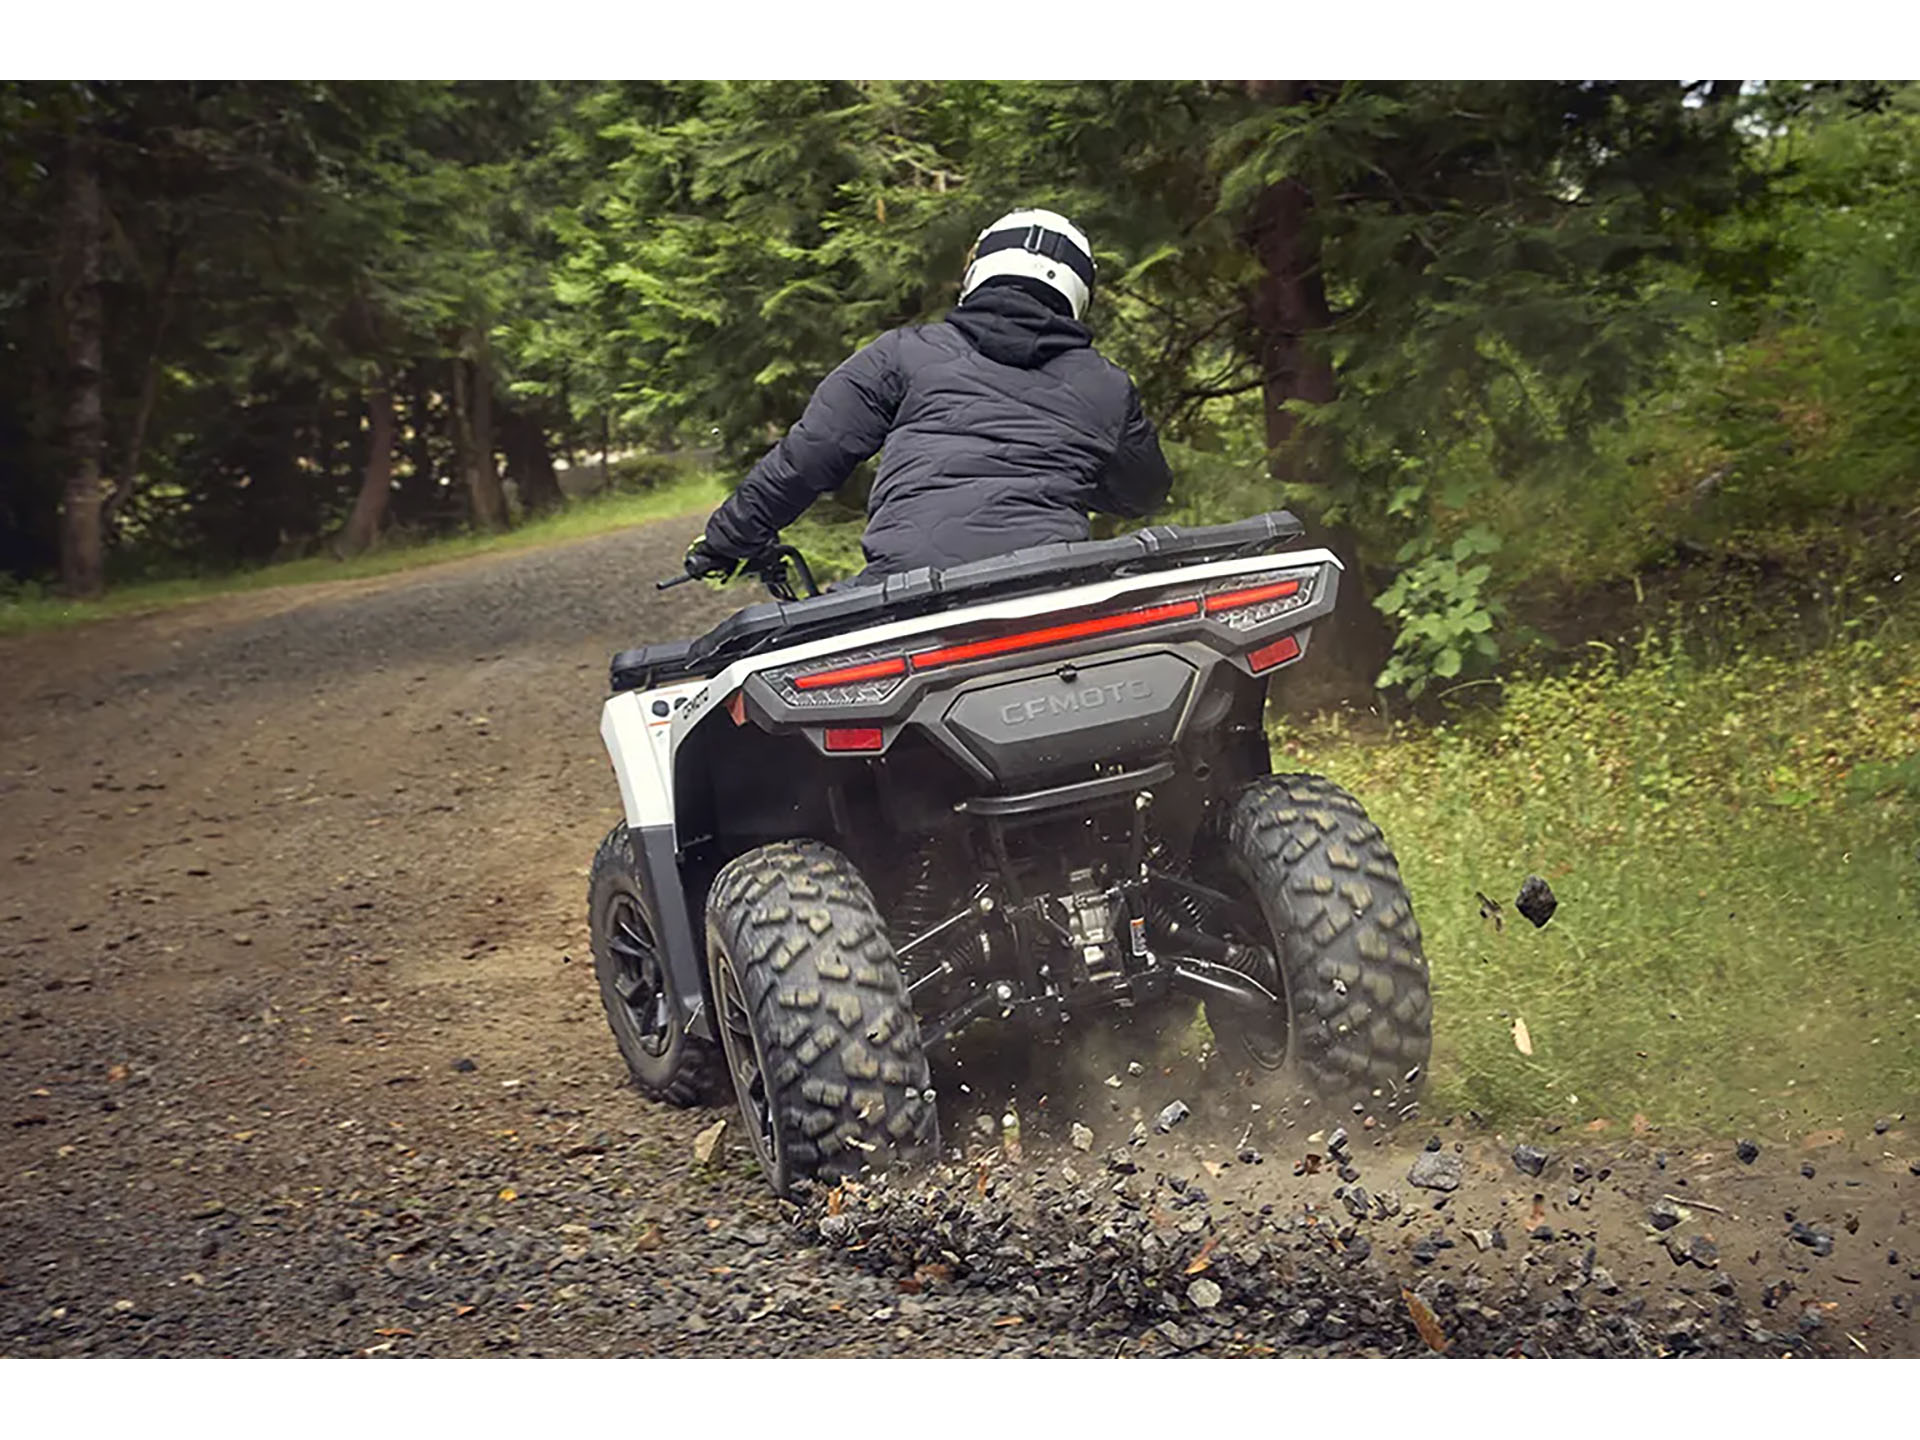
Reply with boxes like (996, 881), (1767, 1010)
(589, 512), (1431, 1196)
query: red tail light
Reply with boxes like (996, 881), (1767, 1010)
(1247, 634), (1302, 673)
(781, 567), (1319, 707)
(1205, 578), (1300, 614)
(911, 599), (1201, 671)
(794, 656), (908, 691)
(823, 726), (885, 752)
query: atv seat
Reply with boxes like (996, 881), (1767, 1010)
(610, 510), (1307, 694)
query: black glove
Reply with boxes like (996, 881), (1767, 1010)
(684, 534), (750, 587)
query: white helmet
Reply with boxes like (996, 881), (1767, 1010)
(958, 208), (1096, 321)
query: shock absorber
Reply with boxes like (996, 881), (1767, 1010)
(1160, 917), (1276, 984)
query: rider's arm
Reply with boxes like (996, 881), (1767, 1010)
(701, 331), (907, 559)
(1089, 384), (1174, 519)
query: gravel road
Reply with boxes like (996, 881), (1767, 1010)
(3, 514), (1914, 1357)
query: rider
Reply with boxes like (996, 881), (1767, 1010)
(683, 208), (1174, 585)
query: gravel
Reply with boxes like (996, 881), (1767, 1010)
(1, 515), (1906, 1360)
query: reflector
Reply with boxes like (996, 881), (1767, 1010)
(1247, 634), (1302, 673)
(822, 727), (885, 752)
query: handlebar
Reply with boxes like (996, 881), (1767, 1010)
(656, 543), (820, 602)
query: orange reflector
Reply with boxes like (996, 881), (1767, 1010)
(726, 692), (747, 726)
(793, 656), (908, 690)
(912, 599), (1201, 671)
(1205, 578), (1300, 614)
(823, 727), (885, 752)
(1247, 634), (1302, 673)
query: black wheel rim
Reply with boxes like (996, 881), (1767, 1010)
(608, 893), (672, 1058)
(1218, 886), (1294, 1071)
(710, 937), (783, 1188)
(1234, 1011), (1291, 1069)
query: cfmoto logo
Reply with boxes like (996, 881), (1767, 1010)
(1000, 678), (1152, 726)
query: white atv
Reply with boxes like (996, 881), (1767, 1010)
(590, 513), (1431, 1196)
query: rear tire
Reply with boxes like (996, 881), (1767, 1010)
(589, 824), (722, 1106)
(1208, 774), (1432, 1106)
(706, 840), (938, 1196)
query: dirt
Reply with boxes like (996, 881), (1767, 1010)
(2, 513), (1915, 1357)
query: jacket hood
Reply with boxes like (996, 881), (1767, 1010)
(946, 283), (1091, 368)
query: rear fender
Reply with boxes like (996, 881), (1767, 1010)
(600, 688), (715, 1042)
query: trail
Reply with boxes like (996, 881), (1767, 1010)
(1, 514), (1913, 1356)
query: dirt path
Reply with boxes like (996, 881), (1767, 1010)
(2, 514), (1915, 1357)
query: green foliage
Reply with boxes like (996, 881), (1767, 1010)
(525, 81), (983, 456)
(1374, 526), (1504, 695)
(1273, 593), (1920, 1136)
(1402, 85), (1920, 603)
(782, 509), (870, 587)
(6, 77), (1919, 651)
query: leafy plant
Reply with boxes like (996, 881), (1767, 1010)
(1373, 525), (1504, 696)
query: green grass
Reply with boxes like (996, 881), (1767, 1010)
(1274, 600), (1920, 1142)
(0, 471), (727, 637)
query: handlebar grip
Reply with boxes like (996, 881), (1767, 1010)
(656, 573), (696, 591)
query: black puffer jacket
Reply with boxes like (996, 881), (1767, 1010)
(702, 284), (1173, 575)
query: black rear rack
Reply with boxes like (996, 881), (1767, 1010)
(610, 510), (1308, 694)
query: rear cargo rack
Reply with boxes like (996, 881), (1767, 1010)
(611, 511), (1308, 693)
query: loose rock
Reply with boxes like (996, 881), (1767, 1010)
(1515, 875), (1558, 928)
(1407, 1151), (1462, 1192)
(1788, 1222), (1834, 1257)
(692, 1118), (727, 1166)
(1511, 1144), (1548, 1178)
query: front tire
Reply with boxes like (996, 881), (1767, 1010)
(589, 824), (722, 1105)
(706, 840), (937, 1197)
(1208, 774), (1432, 1105)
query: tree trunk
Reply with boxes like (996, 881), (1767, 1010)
(499, 403), (563, 514)
(1246, 109), (1336, 481)
(1244, 82), (1394, 712)
(57, 136), (107, 599)
(457, 348), (509, 532)
(599, 410), (612, 494)
(336, 380), (397, 557)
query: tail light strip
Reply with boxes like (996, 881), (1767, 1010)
(909, 599), (1201, 672)
(788, 575), (1308, 693)
(1203, 578), (1299, 613)
(793, 656), (909, 690)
